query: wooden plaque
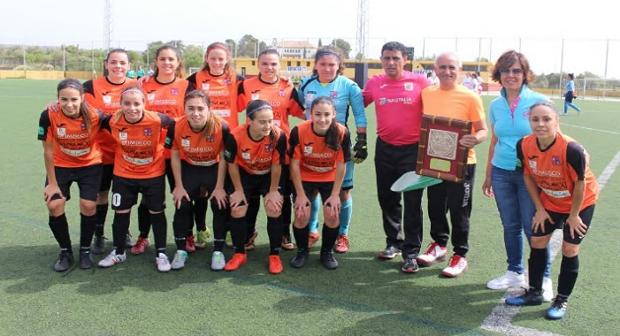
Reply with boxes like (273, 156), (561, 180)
(415, 114), (472, 183)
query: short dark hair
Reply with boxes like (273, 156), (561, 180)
(492, 50), (534, 85)
(381, 41), (407, 60)
(312, 46), (344, 76)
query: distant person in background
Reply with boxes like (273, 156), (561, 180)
(127, 68), (136, 79)
(474, 72), (484, 95)
(483, 50), (554, 301)
(298, 46), (367, 254)
(563, 73), (581, 114)
(506, 101), (598, 321)
(136, 66), (145, 79)
(362, 41), (428, 273)
(417, 52), (487, 277)
(38, 79), (104, 271)
(83, 48), (136, 254)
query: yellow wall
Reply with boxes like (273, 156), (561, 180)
(0, 70), (93, 80)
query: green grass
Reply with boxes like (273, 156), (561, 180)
(0, 79), (619, 335)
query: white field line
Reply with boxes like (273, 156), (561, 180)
(481, 149), (620, 335)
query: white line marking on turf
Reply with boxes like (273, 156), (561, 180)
(481, 150), (620, 335)
(560, 123), (620, 135)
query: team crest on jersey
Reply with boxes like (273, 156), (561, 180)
(264, 144), (273, 153)
(224, 79), (232, 85)
(143, 128), (153, 137)
(80, 123), (87, 130)
(305, 93), (315, 103)
(552, 156), (561, 165)
(379, 98), (388, 105)
(182, 137), (191, 147)
(170, 88), (179, 96)
(330, 91), (338, 98)
(206, 135), (214, 142)
(279, 89), (286, 97)
(404, 82), (414, 91)
(56, 127), (66, 137)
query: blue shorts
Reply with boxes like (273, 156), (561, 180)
(342, 160), (354, 190)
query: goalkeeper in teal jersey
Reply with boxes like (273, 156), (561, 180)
(297, 46), (367, 253)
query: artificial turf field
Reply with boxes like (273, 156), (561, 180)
(0, 79), (618, 336)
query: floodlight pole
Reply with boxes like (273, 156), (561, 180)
(558, 38), (564, 98)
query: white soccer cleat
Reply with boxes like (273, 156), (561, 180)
(98, 250), (126, 268)
(155, 253), (171, 272)
(210, 251), (226, 271)
(171, 250), (188, 270)
(416, 242), (447, 266)
(486, 271), (526, 290)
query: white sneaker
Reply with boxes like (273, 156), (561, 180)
(416, 242), (447, 266)
(487, 271), (526, 290)
(542, 277), (554, 302)
(171, 250), (188, 270)
(156, 253), (171, 272)
(211, 251), (226, 271)
(98, 250), (126, 268)
(441, 255), (468, 278)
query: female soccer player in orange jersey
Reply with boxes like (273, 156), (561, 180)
(132, 45), (190, 255)
(168, 90), (231, 270)
(38, 79), (105, 271)
(288, 96), (351, 270)
(97, 88), (175, 272)
(223, 100), (287, 274)
(505, 101), (598, 320)
(186, 42), (243, 249)
(237, 48), (306, 252)
(83, 48), (137, 254)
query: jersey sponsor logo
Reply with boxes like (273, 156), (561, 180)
(552, 156), (561, 165)
(378, 96), (413, 105)
(212, 109), (231, 118)
(60, 146), (91, 157)
(147, 93), (156, 102)
(38, 126), (45, 136)
(541, 187), (571, 198)
(119, 131), (128, 141)
(103, 95), (112, 105)
(241, 149), (251, 160)
(56, 127), (66, 137)
(330, 91), (338, 98)
(303, 143), (313, 155)
(122, 153), (153, 166)
(404, 82), (414, 91)
(201, 83), (210, 91)
(264, 144), (273, 153)
(251, 93), (260, 100)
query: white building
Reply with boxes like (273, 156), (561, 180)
(275, 41), (317, 59)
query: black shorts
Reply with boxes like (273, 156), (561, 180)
(180, 161), (219, 200)
(280, 164), (293, 197)
(532, 204), (595, 244)
(564, 91), (575, 103)
(165, 159), (174, 190)
(99, 164), (114, 192)
(293, 181), (335, 205)
(46, 164), (102, 202)
(111, 175), (166, 211)
(239, 169), (281, 200)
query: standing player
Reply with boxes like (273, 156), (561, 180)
(506, 101), (598, 320)
(83, 48), (137, 254)
(563, 73), (581, 114)
(297, 46), (366, 254)
(169, 90), (230, 270)
(39, 79), (104, 271)
(97, 88), (175, 272)
(288, 97), (351, 270)
(223, 100), (287, 274)
(186, 42), (243, 249)
(133, 45), (189, 255)
(416, 52), (488, 277)
(237, 48), (306, 251)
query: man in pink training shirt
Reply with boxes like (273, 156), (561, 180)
(363, 41), (429, 273)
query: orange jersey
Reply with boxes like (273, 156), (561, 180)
(224, 124), (286, 175)
(171, 116), (230, 166)
(141, 76), (189, 119)
(103, 110), (174, 179)
(84, 76), (137, 164)
(519, 133), (598, 213)
(38, 107), (103, 168)
(289, 120), (351, 182)
(187, 70), (242, 128)
(237, 76), (305, 135)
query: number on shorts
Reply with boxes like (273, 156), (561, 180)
(112, 193), (122, 207)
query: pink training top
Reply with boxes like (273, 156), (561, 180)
(363, 72), (428, 145)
